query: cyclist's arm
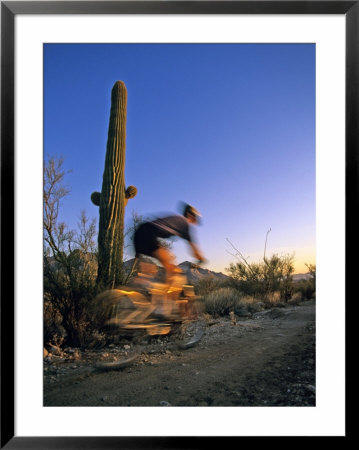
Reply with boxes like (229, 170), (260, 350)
(188, 241), (205, 262)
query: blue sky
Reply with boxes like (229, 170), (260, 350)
(44, 43), (315, 273)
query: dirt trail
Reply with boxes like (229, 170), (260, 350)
(43, 300), (315, 406)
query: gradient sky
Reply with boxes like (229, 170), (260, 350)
(44, 43), (315, 273)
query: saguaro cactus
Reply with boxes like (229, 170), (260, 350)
(92, 81), (137, 288)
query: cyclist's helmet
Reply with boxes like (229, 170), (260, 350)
(182, 203), (202, 224)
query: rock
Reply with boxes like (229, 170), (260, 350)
(124, 345), (131, 350)
(234, 306), (251, 317)
(160, 401), (171, 406)
(249, 302), (265, 313)
(48, 345), (62, 356)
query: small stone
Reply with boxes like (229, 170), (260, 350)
(160, 401), (171, 406)
(124, 344), (131, 350)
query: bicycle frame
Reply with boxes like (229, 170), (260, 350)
(94, 261), (199, 336)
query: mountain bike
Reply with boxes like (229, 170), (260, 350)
(93, 260), (206, 370)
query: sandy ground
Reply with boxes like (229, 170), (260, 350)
(43, 300), (315, 407)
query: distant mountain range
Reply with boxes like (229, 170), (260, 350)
(123, 258), (229, 283)
(178, 261), (230, 283)
(292, 273), (312, 281)
(47, 254), (312, 284)
(124, 258), (312, 284)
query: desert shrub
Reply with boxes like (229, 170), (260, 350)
(43, 293), (65, 344)
(294, 279), (316, 300)
(203, 287), (245, 317)
(194, 277), (224, 296)
(44, 244), (100, 348)
(288, 291), (303, 305)
(240, 295), (257, 305)
(44, 156), (103, 348)
(226, 238), (295, 302)
(238, 295), (266, 313)
(262, 290), (282, 306)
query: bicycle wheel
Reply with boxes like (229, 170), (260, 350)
(175, 319), (206, 349)
(173, 296), (206, 349)
(91, 288), (151, 334)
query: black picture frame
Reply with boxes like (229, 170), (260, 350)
(1, 1), (354, 447)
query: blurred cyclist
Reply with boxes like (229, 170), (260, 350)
(134, 203), (205, 285)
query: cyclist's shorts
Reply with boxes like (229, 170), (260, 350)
(134, 222), (160, 257)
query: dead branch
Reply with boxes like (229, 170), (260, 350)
(263, 228), (271, 263)
(226, 238), (256, 277)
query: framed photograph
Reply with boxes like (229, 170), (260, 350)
(1, 0), (353, 447)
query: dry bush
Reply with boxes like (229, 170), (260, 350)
(44, 156), (103, 348)
(194, 277), (224, 296)
(239, 295), (266, 313)
(203, 287), (245, 317)
(293, 278), (316, 300)
(226, 238), (295, 302)
(288, 291), (303, 305)
(262, 290), (282, 306)
(43, 294), (65, 344)
(240, 295), (257, 305)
